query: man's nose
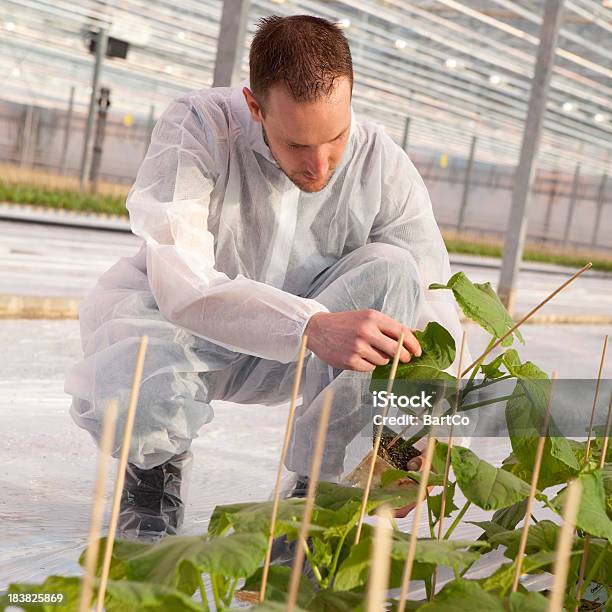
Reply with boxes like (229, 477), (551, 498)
(305, 149), (329, 178)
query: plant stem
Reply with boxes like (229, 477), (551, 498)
(426, 493), (436, 539)
(578, 542), (607, 600)
(465, 375), (513, 394)
(210, 574), (221, 612)
(444, 501), (471, 540)
(301, 538), (324, 586)
(225, 577), (239, 607)
(462, 338), (496, 394)
(460, 393), (518, 413)
(327, 528), (351, 589)
(198, 574), (209, 612)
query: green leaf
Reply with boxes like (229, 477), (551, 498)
(304, 590), (366, 611)
(242, 565), (315, 607)
(429, 272), (523, 345)
(552, 470), (612, 543)
(480, 354), (507, 379)
(427, 481), (458, 523)
(379, 469), (445, 488)
(504, 368), (580, 488)
(315, 481), (419, 512)
(103, 579), (204, 612)
(208, 498), (308, 537)
(109, 532), (268, 595)
(488, 520), (559, 557)
(416, 579), (504, 611)
(1, 576), (82, 611)
(481, 550), (568, 593)
(451, 445), (533, 511)
(333, 534), (484, 592)
(372, 322), (456, 381)
(506, 591), (550, 611)
(490, 499), (528, 530)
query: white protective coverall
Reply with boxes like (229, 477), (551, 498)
(64, 82), (468, 479)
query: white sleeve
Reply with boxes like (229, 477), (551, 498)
(127, 97), (328, 363)
(368, 131), (469, 376)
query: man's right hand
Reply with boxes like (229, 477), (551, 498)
(304, 309), (422, 372)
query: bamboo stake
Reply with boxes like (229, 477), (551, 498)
(96, 336), (149, 612)
(366, 505), (395, 612)
(584, 335), (608, 463)
(286, 388), (334, 612)
(78, 400), (118, 612)
(511, 373), (556, 593)
(461, 263), (592, 378)
(431, 330), (467, 597)
(396, 435), (437, 612)
(354, 333), (405, 545)
(548, 479), (582, 612)
(574, 341), (609, 609)
(259, 334), (309, 603)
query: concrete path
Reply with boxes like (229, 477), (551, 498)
(2, 218), (611, 320)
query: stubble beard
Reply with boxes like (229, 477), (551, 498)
(261, 125), (335, 193)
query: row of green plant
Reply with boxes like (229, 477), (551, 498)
(0, 181), (127, 216)
(1, 272), (610, 611)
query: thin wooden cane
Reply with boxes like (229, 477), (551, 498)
(461, 263), (592, 378)
(366, 505), (395, 612)
(96, 336), (149, 612)
(285, 388), (334, 612)
(78, 400), (118, 612)
(259, 334), (309, 603)
(574, 344), (609, 608)
(354, 333), (405, 545)
(548, 479), (582, 612)
(431, 330), (467, 597)
(584, 335), (609, 463)
(396, 435), (437, 612)
(511, 373), (557, 593)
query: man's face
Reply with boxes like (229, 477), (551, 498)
(243, 77), (352, 193)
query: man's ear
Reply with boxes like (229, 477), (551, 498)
(243, 87), (263, 123)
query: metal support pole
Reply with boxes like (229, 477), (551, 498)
(20, 105), (34, 167)
(591, 173), (608, 246)
(401, 117), (410, 152)
(80, 28), (108, 190)
(498, 0), (565, 310)
(212, 0), (251, 87)
(90, 87), (111, 192)
(457, 135), (477, 231)
(563, 163), (581, 244)
(59, 86), (75, 174)
(143, 105), (155, 157)
(543, 167), (559, 239)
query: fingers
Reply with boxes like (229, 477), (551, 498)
(376, 314), (422, 357)
(406, 456), (422, 471)
(360, 344), (391, 367)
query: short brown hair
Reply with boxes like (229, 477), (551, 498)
(249, 15), (353, 110)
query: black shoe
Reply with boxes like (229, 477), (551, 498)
(269, 475), (317, 585)
(118, 450), (192, 542)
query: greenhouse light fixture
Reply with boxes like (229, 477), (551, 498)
(5, 21), (15, 31)
(489, 74), (502, 85)
(336, 18), (351, 29)
(594, 113), (607, 123)
(562, 102), (575, 112)
(394, 39), (407, 49)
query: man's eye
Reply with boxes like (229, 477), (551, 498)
(288, 143), (302, 149)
